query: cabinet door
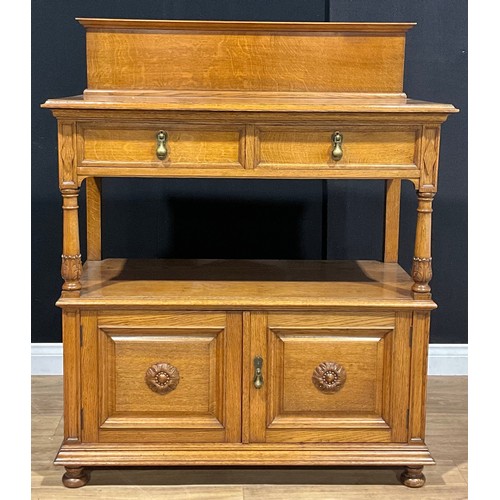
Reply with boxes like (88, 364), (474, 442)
(245, 311), (411, 443)
(80, 311), (242, 443)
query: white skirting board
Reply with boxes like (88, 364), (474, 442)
(32, 343), (468, 376)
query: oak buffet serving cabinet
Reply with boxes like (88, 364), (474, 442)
(43, 18), (457, 488)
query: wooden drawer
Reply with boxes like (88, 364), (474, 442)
(80, 311), (242, 443)
(248, 311), (411, 443)
(255, 125), (418, 171)
(77, 122), (245, 170)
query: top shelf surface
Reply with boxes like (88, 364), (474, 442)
(42, 94), (457, 114)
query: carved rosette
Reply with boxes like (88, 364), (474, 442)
(312, 361), (347, 393)
(61, 254), (82, 290)
(145, 362), (180, 394)
(411, 257), (433, 293)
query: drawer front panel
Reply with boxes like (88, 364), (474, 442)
(247, 311), (411, 444)
(255, 126), (417, 170)
(81, 311), (242, 443)
(78, 123), (245, 169)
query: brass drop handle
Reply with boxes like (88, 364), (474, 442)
(332, 131), (343, 161)
(253, 356), (264, 389)
(156, 130), (168, 160)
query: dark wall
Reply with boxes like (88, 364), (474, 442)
(32, 1), (467, 344)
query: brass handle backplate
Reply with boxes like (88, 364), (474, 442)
(253, 356), (264, 389)
(332, 131), (343, 161)
(156, 130), (168, 160)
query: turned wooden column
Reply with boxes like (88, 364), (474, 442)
(61, 188), (82, 291)
(411, 191), (435, 298)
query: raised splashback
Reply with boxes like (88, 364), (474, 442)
(78, 19), (414, 99)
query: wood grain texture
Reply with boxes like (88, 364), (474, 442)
(97, 311), (227, 327)
(44, 95), (458, 116)
(54, 441), (434, 466)
(80, 311), (99, 443)
(32, 376), (467, 497)
(408, 312), (431, 443)
(60, 189), (82, 291)
(390, 313), (412, 442)
(241, 312), (252, 444)
(56, 259), (436, 311)
(257, 312), (410, 444)
(84, 25), (408, 93)
(412, 193), (435, 296)
(79, 123), (244, 169)
(273, 329), (388, 414)
(85, 177), (101, 260)
(267, 311), (395, 328)
(225, 312), (243, 443)
(76, 164), (422, 182)
(247, 312), (268, 443)
(82, 311), (242, 444)
(77, 18), (416, 32)
(58, 121), (77, 189)
(255, 126), (417, 169)
(384, 179), (401, 263)
(101, 331), (219, 413)
(41, 18), (458, 489)
(61, 310), (81, 442)
(419, 125), (441, 192)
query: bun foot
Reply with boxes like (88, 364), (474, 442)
(401, 466), (426, 488)
(62, 467), (90, 488)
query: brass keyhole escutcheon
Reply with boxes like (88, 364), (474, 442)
(332, 131), (343, 161)
(156, 130), (168, 160)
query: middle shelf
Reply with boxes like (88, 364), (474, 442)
(57, 259), (435, 310)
